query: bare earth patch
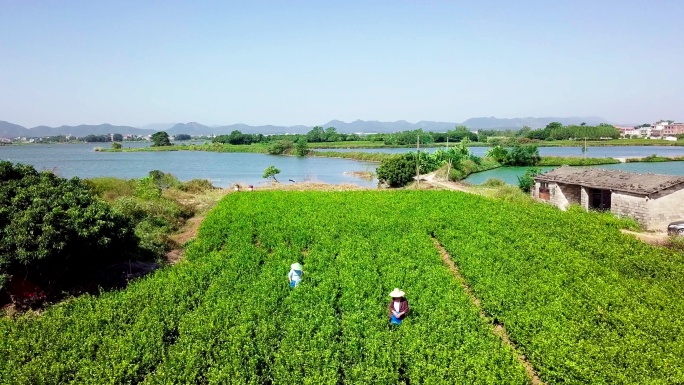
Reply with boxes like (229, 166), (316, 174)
(621, 229), (669, 246)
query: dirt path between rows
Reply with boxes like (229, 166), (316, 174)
(431, 237), (544, 385)
(165, 215), (206, 264)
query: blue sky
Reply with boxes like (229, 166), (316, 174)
(1, 0), (682, 127)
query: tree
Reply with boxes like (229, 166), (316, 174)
(517, 167), (541, 193)
(307, 126), (325, 142)
(262, 166), (281, 182)
(506, 145), (541, 166)
(0, 161), (137, 291)
(111, 142), (122, 150)
(580, 122), (587, 126)
(295, 137), (309, 156)
(324, 127), (340, 142)
(112, 133), (123, 142)
(376, 155), (416, 187)
(267, 140), (293, 155)
(175, 134), (191, 141)
(151, 131), (171, 147)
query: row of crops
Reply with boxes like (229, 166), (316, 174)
(2, 191), (683, 383)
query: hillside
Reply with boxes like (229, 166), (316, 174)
(0, 116), (611, 138)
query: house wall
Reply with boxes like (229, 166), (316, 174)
(612, 184), (684, 230)
(532, 182), (581, 210)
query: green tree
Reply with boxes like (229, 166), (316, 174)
(486, 145), (509, 163)
(262, 166), (281, 182)
(111, 142), (122, 150)
(307, 126), (325, 142)
(506, 145), (541, 166)
(112, 133), (123, 141)
(0, 162), (137, 291)
(267, 140), (293, 155)
(175, 134), (191, 141)
(376, 155), (416, 187)
(324, 127), (340, 142)
(151, 131), (171, 147)
(517, 167), (541, 192)
(295, 137), (309, 156)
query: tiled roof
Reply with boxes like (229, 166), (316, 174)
(534, 166), (684, 195)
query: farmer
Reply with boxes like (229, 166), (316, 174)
(288, 262), (304, 288)
(388, 288), (409, 325)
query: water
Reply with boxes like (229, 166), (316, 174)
(464, 162), (684, 185)
(324, 145), (684, 158)
(0, 143), (379, 188)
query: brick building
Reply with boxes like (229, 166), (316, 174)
(531, 166), (684, 230)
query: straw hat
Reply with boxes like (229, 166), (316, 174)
(389, 288), (405, 297)
(291, 263), (303, 271)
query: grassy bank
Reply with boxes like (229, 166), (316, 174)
(538, 156), (621, 166)
(97, 143), (268, 153)
(626, 154), (684, 162)
(447, 157), (501, 180)
(309, 150), (392, 162)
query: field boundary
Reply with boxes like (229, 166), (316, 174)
(431, 236), (544, 385)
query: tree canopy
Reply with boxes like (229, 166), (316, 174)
(151, 131), (172, 147)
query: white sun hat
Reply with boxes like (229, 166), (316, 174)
(389, 288), (405, 297)
(291, 263), (303, 271)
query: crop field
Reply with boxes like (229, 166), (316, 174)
(2, 191), (683, 384)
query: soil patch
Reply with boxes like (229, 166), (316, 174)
(431, 236), (544, 385)
(621, 229), (669, 246)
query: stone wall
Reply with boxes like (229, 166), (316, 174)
(532, 182), (581, 210)
(612, 184), (684, 230)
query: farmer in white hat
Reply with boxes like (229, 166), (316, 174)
(288, 262), (304, 288)
(388, 288), (409, 325)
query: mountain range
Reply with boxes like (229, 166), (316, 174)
(0, 116), (610, 138)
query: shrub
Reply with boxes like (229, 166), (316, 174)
(481, 178), (506, 187)
(376, 155), (416, 187)
(267, 140), (293, 155)
(517, 167), (541, 193)
(0, 162), (137, 290)
(84, 177), (137, 201)
(180, 179), (215, 193)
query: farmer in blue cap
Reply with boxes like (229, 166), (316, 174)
(288, 263), (304, 288)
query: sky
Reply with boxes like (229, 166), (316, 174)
(1, 0), (682, 127)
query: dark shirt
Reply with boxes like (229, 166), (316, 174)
(388, 298), (409, 319)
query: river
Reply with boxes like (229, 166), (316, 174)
(0, 143), (379, 188)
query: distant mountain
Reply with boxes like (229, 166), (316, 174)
(461, 116), (610, 130)
(0, 121), (27, 138)
(0, 116), (612, 138)
(0, 121), (155, 138)
(138, 123), (178, 131)
(166, 122), (212, 135)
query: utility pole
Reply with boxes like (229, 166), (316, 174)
(416, 135), (420, 187)
(446, 137), (452, 180)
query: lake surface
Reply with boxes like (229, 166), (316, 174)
(4, 143), (684, 189)
(324, 145), (684, 158)
(463, 162), (684, 185)
(0, 143), (379, 188)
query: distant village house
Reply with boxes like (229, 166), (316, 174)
(532, 166), (684, 231)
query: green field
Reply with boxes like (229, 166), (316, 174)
(2, 191), (683, 384)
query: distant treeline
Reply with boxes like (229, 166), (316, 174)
(480, 122), (620, 141)
(212, 125), (483, 146)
